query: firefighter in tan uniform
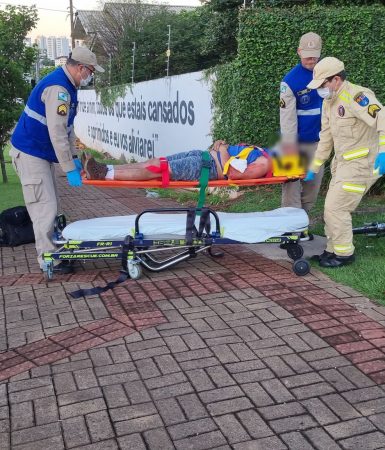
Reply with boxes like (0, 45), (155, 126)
(305, 57), (385, 267)
(10, 47), (104, 272)
(280, 32), (324, 215)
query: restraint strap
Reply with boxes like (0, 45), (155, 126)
(198, 208), (211, 236)
(69, 238), (132, 299)
(146, 157), (170, 187)
(185, 207), (211, 245)
(69, 271), (129, 299)
(197, 151), (211, 210)
(186, 208), (198, 246)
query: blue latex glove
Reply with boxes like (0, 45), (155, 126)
(66, 169), (82, 187)
(304, 171), (315, 182)
(73, 158), (83, 172)
(374, 153), (385, 176)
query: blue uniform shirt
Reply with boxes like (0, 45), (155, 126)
(281, 64), (322, 143)
(12, 67), (78, 163)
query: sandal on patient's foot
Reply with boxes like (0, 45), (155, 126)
(82, 153), (108, 180)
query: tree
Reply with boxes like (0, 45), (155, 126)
(0, 5), (37, 183)
(40, 57), (55, 67)
(98, 5), (228, 88)
(39, 66), (56, 79)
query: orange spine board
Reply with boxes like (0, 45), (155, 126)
(82, 176), (303, 188)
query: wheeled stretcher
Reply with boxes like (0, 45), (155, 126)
(42, 207), (311, 281)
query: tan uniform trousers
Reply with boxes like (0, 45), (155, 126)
(281, 142), (324, 213)
(10, 148), (59, 268)
(324, 161), (376, 257)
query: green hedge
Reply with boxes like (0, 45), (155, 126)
(213, 5), (385, 146)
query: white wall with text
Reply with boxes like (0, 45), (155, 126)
(74, 71), (213, 161)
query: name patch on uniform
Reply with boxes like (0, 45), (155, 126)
(354, 92), (369, 107)
(280, 98), (286, 108)
(368, 104), (381, 118)
(297, 88), (311, 96)
(338, 105), (345, 117)
(58, 92), (69, 102)
(57, 104), (68, 116)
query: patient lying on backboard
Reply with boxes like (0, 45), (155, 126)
(81, 140), (272, 182)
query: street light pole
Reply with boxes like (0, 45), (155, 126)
(131, 42), (136, 84)
(69, 0), (75, 49)
(166, 25), (171, 77)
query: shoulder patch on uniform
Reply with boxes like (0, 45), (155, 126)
(368, 104), (381, 118)
(58, 91), (69, 102)
(57, 104), (68, 116)
(280, 84), (287, 94)
(280, 98), (286, 108)
(354, 92), (369, 107)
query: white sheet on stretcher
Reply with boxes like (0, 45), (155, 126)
(62, 207), (308, 244)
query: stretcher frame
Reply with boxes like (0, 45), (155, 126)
(42, 207), (311, 281)
(82, 175), (302, 189)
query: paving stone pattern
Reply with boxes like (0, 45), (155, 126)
(1, 175), (385, 449)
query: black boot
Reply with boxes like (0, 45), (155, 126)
(319, 254), (355, 268)
(310, 250), (334, 262)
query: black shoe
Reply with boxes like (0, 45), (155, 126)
(53, 261), (74, 274)
(319, 254), (355, 268)
(310, 250), (334, 262)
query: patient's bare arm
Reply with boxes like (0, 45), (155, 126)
(227, 157), (270, 180)
(212, 140), (227, 152)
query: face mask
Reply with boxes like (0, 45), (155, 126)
(317, 87), (332, 99)
(80, 68), (93, 87)
(80, 74), (92, 87)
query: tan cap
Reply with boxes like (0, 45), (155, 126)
(70, 46), (105, 73)
(307, 57), (345, 89)
(299, 32), (322, 58)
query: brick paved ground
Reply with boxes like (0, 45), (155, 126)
(1, 172), (385, 449)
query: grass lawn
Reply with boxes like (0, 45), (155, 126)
(1, 145), (24, 210)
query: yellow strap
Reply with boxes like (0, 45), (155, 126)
(342, 147), (369, 161)
(223, 146), (255, 175)
(342, 183), (366, 194)
(313, 159), (324, 167)
(334, 244), (354, 254)
(338, 90), (352, 104)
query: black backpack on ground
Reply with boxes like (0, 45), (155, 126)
(0, 206), (35, 247)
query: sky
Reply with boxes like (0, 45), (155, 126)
(1, 0), (201, 38)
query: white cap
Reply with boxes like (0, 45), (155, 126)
(70, 46), (105, 73)
(307, 57), (345, 89)
(299, 32), (322, 58)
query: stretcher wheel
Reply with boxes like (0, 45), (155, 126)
(43, 262), (54, 281)
(292, 259), (310, 276)
(127, 261), (142, 280)
(286, 244), (304, 261)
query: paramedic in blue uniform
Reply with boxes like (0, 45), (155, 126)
(10, 47), (104, 273)
(280, 32), (324, 213)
